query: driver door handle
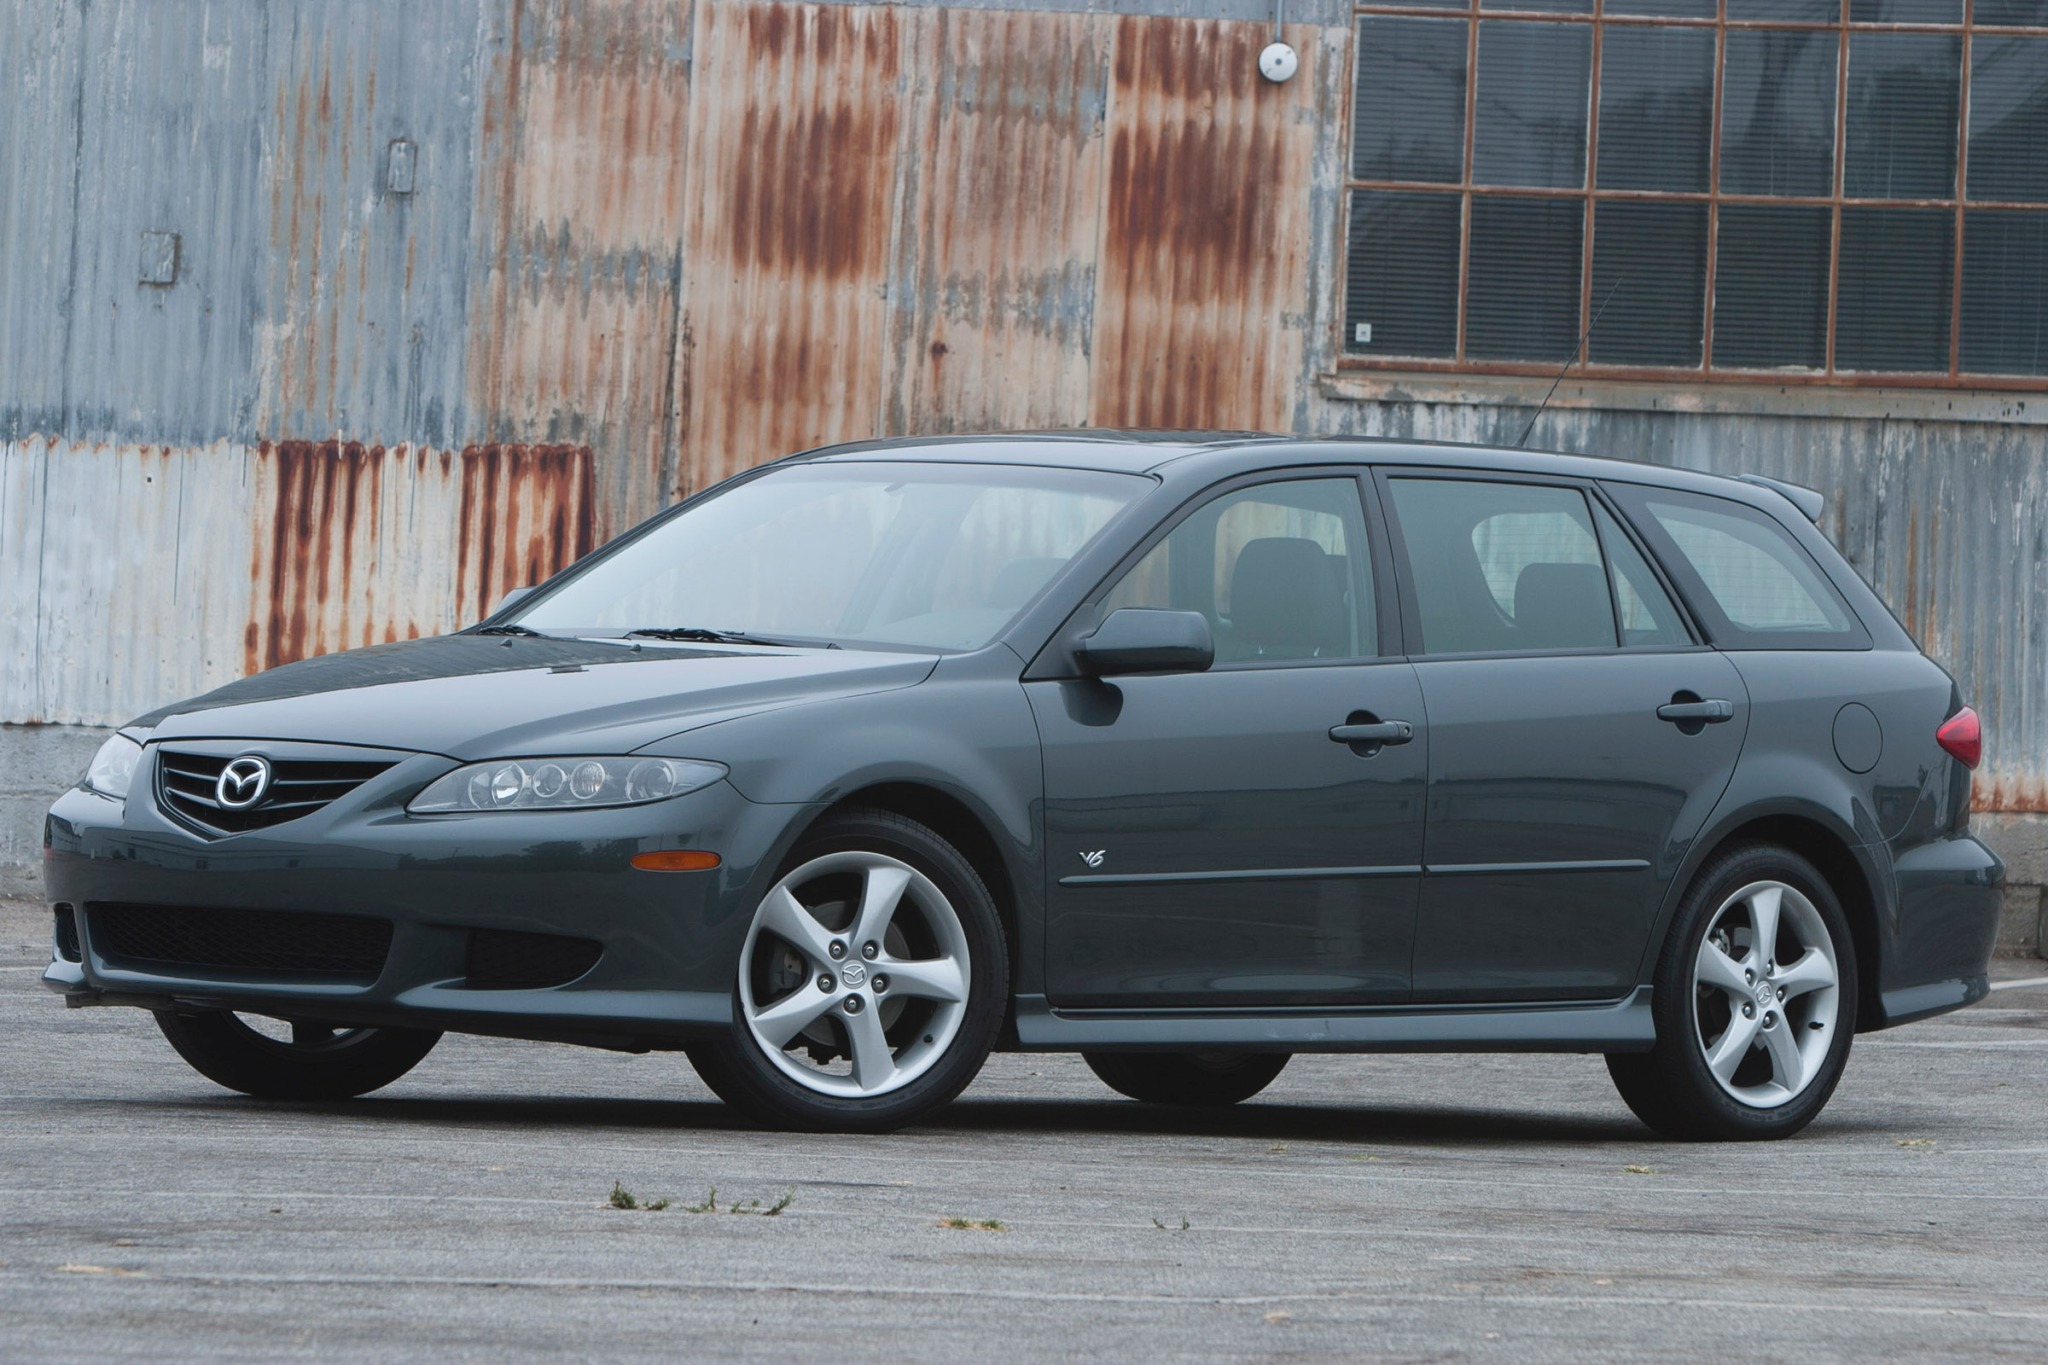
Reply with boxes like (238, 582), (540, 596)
(1655, 699), (1734, 724)
(1329, 720), (1414, 745)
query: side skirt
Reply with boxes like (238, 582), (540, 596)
(1011, 986), (1657, 1054)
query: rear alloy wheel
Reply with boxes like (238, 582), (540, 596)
(1608, 843), (1857, 1141)
(687, 810), (1006, 1132)
(1083, 1051), (1290, 1107)
(154, 1010), (440, 1100)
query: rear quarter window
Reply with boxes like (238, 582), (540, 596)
(1610, 485), (1867, 650)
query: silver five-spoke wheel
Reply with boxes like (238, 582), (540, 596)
(1691, 879), (1840, 1109)
(739, 850), (972, 1099)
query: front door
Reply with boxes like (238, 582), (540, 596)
(1028, 475), (1427, 1009)
(1379, 473), (1750, 1002)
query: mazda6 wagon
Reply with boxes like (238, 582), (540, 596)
(42, 433), (2003, 1138)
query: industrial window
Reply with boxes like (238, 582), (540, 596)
(1344, 2), (2048, 386)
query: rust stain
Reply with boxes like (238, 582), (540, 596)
(677, 0), (902, 495)
(249, 441), (595, 674)
(1089, 15), (1315, 432)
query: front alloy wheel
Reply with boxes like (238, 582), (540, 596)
(688, 809), (1006, 1131)
(1607, 842), (1857, 1141)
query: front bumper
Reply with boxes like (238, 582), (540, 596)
(41, 750), (807, 1048)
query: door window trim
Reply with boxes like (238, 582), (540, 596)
(1373, 465), (1710, 661)
(1025, 467), (1407, 679)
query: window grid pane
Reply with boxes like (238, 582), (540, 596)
(1343, 5), (2048, 385)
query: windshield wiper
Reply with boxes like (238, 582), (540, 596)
(473, 623), (550, 638)
(624, 626), (829, 648)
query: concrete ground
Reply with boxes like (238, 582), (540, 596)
(3, 898), (2045, 1363)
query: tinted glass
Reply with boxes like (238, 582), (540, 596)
(1595, 504), (1690, 647)
(1642, 497), (1854, 635)
(1482, 0), (1593, 12)
(1713, 205), (1833, 370)
(1845, 34), (1962, 200)
(1968, 37), (2048, 204)
(1102, 480), (1376, 664)
(1836, 207), (1955, 372)
(1977, 2), (2048, 21)
(1721, 31), (1838, 198)
(1590, 201), (1708, 367)
(1606, 0), (1715, 14)
(1354, 17), (1468, 183)
(1390, 479), (1619, 654)
(1473, 22), (1593, 189)
(1961, 210), (2048, 375)
(1728, 0), (1837, 16)
(1597, 26), (1715, 193)
(1347, 191), (1462, 358)
(1466, 197), (1583, 360)
(518, 462), (1141, 651)
(1850, 0), (1960, 19)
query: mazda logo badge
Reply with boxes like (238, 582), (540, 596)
(216, 756), (272, 810)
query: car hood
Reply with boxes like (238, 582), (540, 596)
(134, 634), (938, 760)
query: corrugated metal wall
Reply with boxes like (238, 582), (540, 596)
(0, 0), (2041, 809)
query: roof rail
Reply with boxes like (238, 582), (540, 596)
(1736, 474), (1824, 524)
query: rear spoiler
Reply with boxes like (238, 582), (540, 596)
(1736, 474), (1824, 524)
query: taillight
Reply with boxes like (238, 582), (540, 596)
(1936, 706), (1981, 770)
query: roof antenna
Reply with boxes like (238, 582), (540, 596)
(1517, 273), (1626, 449)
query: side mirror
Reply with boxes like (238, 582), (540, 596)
(1076, 608), (1214, 677)
(494, 586), (536, 614)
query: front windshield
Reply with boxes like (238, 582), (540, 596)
(513, 461), (1147, 651)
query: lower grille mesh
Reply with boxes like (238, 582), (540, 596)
(465, 929), (603, 990)
(89, 903), (393, 980)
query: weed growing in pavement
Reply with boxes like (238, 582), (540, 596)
(1621, 1165), (1657, 1175)
(1896, 1138), (1936, 1148)
(609, 1182), (673, 1211)
(939, 1217), (1006, 1231)
(683, 1187), (794, 1215)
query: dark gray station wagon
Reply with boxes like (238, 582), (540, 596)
(44, 435), (2002, 1139)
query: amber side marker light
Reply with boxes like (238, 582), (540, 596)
(1936, 707), (1982, 770)
(631, 850), (722, 872)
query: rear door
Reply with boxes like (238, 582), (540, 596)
(1377, 471), (1750, 1002)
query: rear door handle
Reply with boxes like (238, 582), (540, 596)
(1329, 720), (1414, 745)
(1656, 699), (1734, 724)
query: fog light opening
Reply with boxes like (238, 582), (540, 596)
(630, 850), (722, 873)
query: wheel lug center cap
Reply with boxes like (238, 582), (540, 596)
(841, 961), (868, 989)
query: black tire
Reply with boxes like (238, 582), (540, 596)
(1607, 842), (1858, 1141)
(1083, 1051), (1290, 1107)
(154, 1010), (441, 1100)
(686, 808), (1009, 1133)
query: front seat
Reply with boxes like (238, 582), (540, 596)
(1512, 562), (1614, 649)
(1224, 537), (1349, 660)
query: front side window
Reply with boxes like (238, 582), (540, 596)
(1387, 477), (1688, 655)
(515, 461), (1144, 651)
(1099, 478), (1377, 664)
(1344, 3), (2048, 385)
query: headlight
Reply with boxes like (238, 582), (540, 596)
(82, 733), (146, 800)
(407, 756), (726, 813)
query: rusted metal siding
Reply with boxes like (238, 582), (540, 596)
(886, 8), (1111, 435)
(675, 0), (904, 493)
(468, 0), (692, 539)
(0, 436), (592, 726)
(1088, 16), (1320, 432)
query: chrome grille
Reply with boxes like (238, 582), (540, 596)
(155, 748), (396, 837)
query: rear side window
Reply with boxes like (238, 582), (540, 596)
(1386, 477), (1689, 655)
(1614, 486), (1866, 650)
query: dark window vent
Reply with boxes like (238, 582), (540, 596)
(53, 904), (81, 963)
(465, 929), (603, 991)
(89, 903), (393, 982)
(155, 749), (395, 838)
